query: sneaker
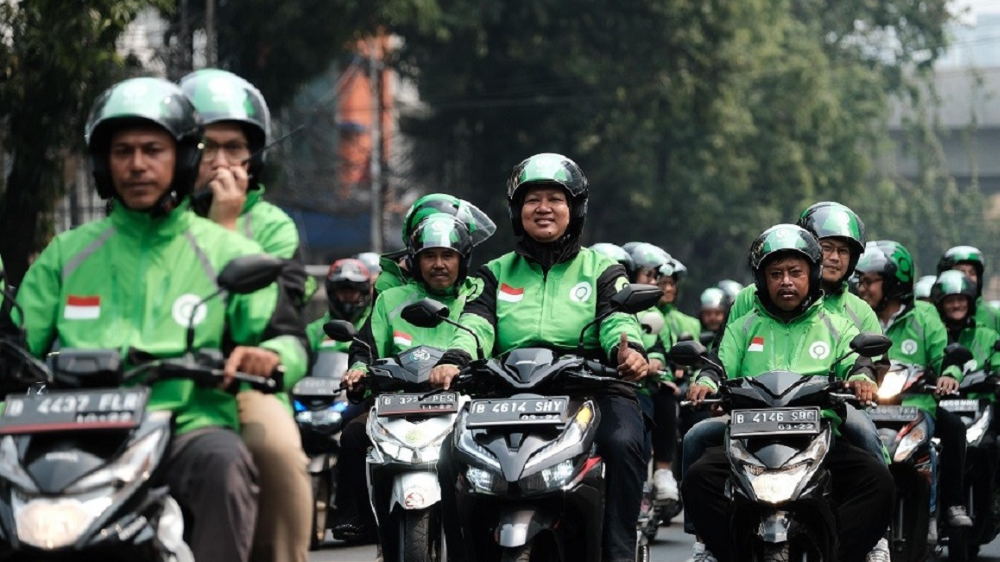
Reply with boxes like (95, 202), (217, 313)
(692, 541), (718, 562)
(653, 468), (679, 502)
(946, 505), (974, 528)
(331, 516), (376, 543)
(865, 538), (891, 562)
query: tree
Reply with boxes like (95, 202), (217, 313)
(0, 0), (169, 283)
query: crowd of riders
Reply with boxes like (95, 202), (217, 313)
(2, 68), (1000, 562)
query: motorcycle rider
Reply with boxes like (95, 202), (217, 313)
(657, 258), (701, 343)
(937, 246), (1000, 334)
(429, 153), (649, 562)
(306, 258), (373, 354)
(683, 224), (893, 562)
(930, 270), (1000, 374)
(335, 214), (484, 543)
(180, 67), (312, 562)
(17, 77), (309, 562)
(855, 241), (974, 528)
(915, 274), (937, 302)
(698, 287), (731, 351)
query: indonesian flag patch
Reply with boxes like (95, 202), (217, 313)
(64, 295), (101, 320)
(393, 331), (413, 347)
(748, 336), (764, 352)
(498, 283), (524, 303)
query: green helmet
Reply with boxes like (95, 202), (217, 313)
(930, 270), (978, 321)
(402, 193), (497, 248)
(855, 240), (915, 307)
(507, 153), (588, 239)
(85, 77), (203, 200)
(700, 287), (731, 311)
(406, 214), (474, 285)
(627, 243), (672, 281)
(913, 275), (937, 301)
(937, 246), (985, 296)
(748, 224), (823, 312)
(796, 201), (867, 279)
(179, 68), (271, 179)
(590, 243), (635, 272)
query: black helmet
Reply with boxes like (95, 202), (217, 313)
(590, 243), (635, 273)
(796, 202), (867, 279)
(406, 215), (474, 286)
(85, 77), (203, 201)
(402, 193), (497, 248)
(854, 240), (915, 308)
(627, 243), (672, 282)
(748, 224), (823, 314)
(325, 258), (372, 321)
(937, 246), (986, 296)
(930, 270), (978, 322)
(507, 153), (588, 239)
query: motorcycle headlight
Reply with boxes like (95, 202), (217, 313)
(14, 491), (112, 549)
(967, 408), (991, 446)
(0, 436), (38, 493)
(878, 370), (908, 400)
(894, 419), (928, 463)
(522, 401), (595, 473)
(455, 417), (501, 471)
(368, 415), (454, 464)
(65, 427), (169, 494)
(730, 432), (828, 505)
(466, 466), (507, 494)
(520, 459), (577, 493)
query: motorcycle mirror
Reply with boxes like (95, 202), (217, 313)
(848, 334), (893, 358)
(943, 343), (974, 370)
(698, 331), (717, 347)
(217, 254), (285, 295)
(611, 284), (663, 315)
(401, 299), (451, 328)
(323, 320), (358, 343)
(639, 311), (665, 335)
(669, 340), (708, 367)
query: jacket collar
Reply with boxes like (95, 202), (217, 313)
(110, 199), (192, 240)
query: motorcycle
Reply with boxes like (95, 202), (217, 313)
(671, 332), (892, 562)
(0, 255), (284, 561)
(409, 283), (663, 562)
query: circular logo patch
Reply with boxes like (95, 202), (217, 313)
(808, 341), (831, 360)
(900, 339), (919, 355)
(569, 282), (593, 303)
(172, 294), (207, 328)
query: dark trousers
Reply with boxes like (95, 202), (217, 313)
(682, 441), (894, 562)
(335, 410), (377, 530)
(651, 387), (678, 465)
(160, 428), (259, 562)
(438, 394), (646, 562)
(936, 408), (968, 510)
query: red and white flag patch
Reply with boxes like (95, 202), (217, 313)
(498, 283), (524, 303)
(748, 336), (764, 352)
(393, 331), (413, 347)
(64, 295), (101, 320)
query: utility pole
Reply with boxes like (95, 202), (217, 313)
(205, 0), (216, 66)
(368, 39), (384, 253)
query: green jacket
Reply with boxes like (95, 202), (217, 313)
(948, 320), (1000, 401)
(17, 204), (308, 435)
(237, 187), (300, 260)
(883, 301), (963, 416)
(657, 303), (701, 345)
(306, 308), (371, 354)
(729, 283), (881, 335)
(975, 298), (1000, 336)
(374, 255), (412, 297)
(442, 248), (645, 373)
(350, 278), (482, 371)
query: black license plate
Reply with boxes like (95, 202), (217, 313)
(939, 399), (979, 413)
(376, 392), (459, 416)
(729, 407), (821, 438)
(292, 377), (342, 398)
(466, 397), (569, 427)
(869, 405), (920, 422)
(0, 388), (149, 435)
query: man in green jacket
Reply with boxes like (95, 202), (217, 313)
(305, 258), (373, 355)
(937, 246), (1000, 334)
(333, 214), (484, 542)
(181, 68), (312, 562)
(682, 224), (892, 562)
(656, 258), (701, 344)
(855, 240), (973, 528)
(930, 271), (1000, 373)
(17, 77), (308, 562)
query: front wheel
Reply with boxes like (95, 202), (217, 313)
(398, 508), (444, 562)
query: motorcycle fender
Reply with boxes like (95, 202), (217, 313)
(758, 511), (791, 543)
(496, 509), (556, 548)
(390, 472), (441, 511)
(307, 454), (334, 474)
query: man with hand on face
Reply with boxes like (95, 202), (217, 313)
(181, 68), (312, 562)
(681, 225), (893, 562)
(17, 77), (308, 562)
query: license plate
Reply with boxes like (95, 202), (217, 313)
(292, 377), (342, 398)
(376, 393), (459, 416)
(869, 405), (920, 422)
(466, 397), (569, 427)
(939, 399), (979, 413)
(729, 407), (821, 438)
(0, 388), (149, 435)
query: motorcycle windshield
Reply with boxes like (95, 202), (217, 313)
(370, 346), (444, 389)
(729, 372), (830, 409)
(497, 348), (582, 390)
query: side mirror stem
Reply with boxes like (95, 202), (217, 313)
(438, 317), (484, 361)
(186, 288), (223, 356)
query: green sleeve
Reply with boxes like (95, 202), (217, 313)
(17, 243), (62, 356)
(922, 308), (962, 382)
(306, 314), (328, 351)
(726, 286), (756, 327)
(835, 322), (863, 381)
(450, 312), (495, 360)
(229, 284), (308, 390)
(718, 324), (746, 380)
